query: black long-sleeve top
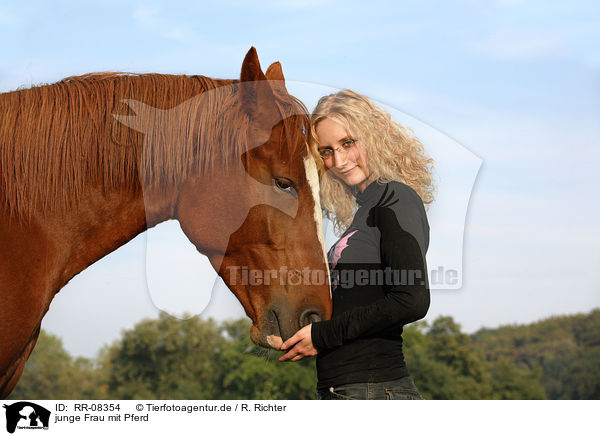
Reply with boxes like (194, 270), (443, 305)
(311, 179), (430, 389)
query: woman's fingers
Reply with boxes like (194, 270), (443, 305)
(279, 342), (316, 362)
(279, 325), (316, 361)
(279, 341), (308, 361)
(280, 333), (300, 351)
(281, 325), (311, 350)
(279, 347), (299, 362)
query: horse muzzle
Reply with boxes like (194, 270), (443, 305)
(251, 303), (325, 350)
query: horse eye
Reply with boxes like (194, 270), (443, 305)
(274, 177), (297, 197)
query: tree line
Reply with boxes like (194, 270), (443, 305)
(9, 309), (599, 400)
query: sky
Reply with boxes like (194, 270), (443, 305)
(1, 0), (599, 358)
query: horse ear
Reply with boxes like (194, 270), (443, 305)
(265, 62), (284, 81)
(240, 47), (266, 82)
(265, 62), (288, 94)
(239, 47), (276, 119)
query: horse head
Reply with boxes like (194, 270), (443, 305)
(114, 48), (332, 348)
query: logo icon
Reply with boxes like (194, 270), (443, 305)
(3, 402), (50, 433)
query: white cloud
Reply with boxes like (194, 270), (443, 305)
(470, 29), (566, 60)
(0, 6), (19, 27)
(206, 0), (332, 10)
(132, 4), (198, 43)
(132, 4), (158, 26)
(163, 28), (193, 42)
(493, 0), (529, 6)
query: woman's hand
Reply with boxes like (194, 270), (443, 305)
(278, 324), (318, 362)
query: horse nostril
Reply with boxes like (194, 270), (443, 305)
(299, 308), (323, 328)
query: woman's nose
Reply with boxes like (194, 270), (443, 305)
(332, 149), (347, 167)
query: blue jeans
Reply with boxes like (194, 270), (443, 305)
(317, 376), (424, 400)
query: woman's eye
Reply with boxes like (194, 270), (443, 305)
(343, 140), (355, 148)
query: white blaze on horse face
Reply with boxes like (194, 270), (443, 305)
(303, 154), (331, 295)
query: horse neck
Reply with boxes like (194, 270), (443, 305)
(40, 182), (177, 291)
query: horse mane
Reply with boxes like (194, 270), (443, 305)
(0, 72), (309, 218)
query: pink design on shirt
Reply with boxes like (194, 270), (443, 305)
(330, 230), (357, 270)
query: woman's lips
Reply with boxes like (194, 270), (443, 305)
(340, 166), (356, 175)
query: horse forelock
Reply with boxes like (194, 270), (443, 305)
(0, 72), (308, 219)
(272, 93), (311, 168)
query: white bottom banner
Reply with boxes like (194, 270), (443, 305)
(1, 400), (597, 435)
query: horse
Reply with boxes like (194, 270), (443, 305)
(0, 47), (332, 399)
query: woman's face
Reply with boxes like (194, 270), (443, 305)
(315, 117), (372, 191)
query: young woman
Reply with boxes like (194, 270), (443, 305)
(279, 89), (434, 400)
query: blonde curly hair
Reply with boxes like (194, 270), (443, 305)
(309, 89), (435, 234)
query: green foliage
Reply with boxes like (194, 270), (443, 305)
(101, 313), (226, 399)
(403, 317), (544, 399)
(8, 331), (102, 400)
(217, 319), (317, 399)
(96, 314), (316, 399)
(471, 309), (600, 399)
(10, 310), (599, 399)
